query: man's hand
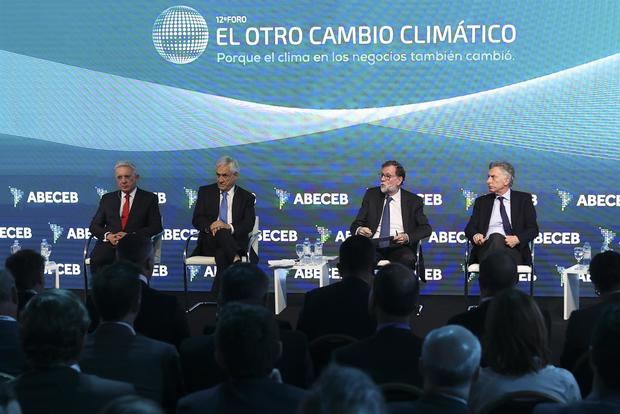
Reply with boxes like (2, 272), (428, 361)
(505, 235), (520, 248)
(393, 233), (409, 245)
(210, 220), (231, 236)
(473, 233), (486, 246)
(106, 232), (127, 246)
(357, 227), (373, 237)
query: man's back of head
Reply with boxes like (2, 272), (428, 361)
(478, 252), (518, 297)
(589, 251), (620, 295)
(372, 262), (419, 319)
(116, 234), (154, 277)
(219, 262), (269, 306)
(93, 261), (142, 323)
(421, 325), (481, 397)
(20, 289), (90, 368)
(339, 236), (376, 279)
(215, 302), (280, 380)
(5, 250), (45, 292)
(590, 304), (620, 393)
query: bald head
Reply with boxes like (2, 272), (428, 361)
(421, 325), (480, 388)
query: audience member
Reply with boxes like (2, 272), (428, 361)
(297, 235), (377, 341)
(534, 304), (620, 413)
(180, 262), (312, 391)
(0, 269), (26, 376)
(561, 251), (620, 395)
(300, 364), (386, 414)
(80, 262), (183, 413)
(333, 262), (423, 386)
(0, 385), (21, 414)
(447, 252), (518, 339)
(391, 325), (481, 414)
(4, 250), (44, 313)
(469, 289), (580, 414)
(99, 395), (165, 414)
(12, 289), (134, 414)
(177, 303), (306, 414)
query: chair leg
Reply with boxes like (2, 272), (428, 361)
(183, 264), (189, 311)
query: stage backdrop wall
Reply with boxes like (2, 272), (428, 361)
(1, 0), (618, 296)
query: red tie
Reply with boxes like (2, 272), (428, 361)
(121, 193), (131, 230)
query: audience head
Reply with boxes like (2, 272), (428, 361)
(0, 385), (21, 414)
(371, 263), (419, 320)
(215, 302), (281, 380)
(478, 252), (518, 297)
(590, 304), (620, 392)
(99, 396), (164, 414)
(116, 234), (154, 277)
(92, 261), (141, 323)
(338, 236), (376, 279)
(484, 289), (549, 376)
(421, 325), (481, 396)
(20, 289), (90, 368)
(589, 251), (620, 295)
(0, 270), (18, 317)
(219, 262), (269, 306)
(300, 364), (386, 414)
(5, 249), (45, 292)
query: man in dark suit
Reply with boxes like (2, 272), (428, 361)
(0, 269), (26, 376)
(333, 262), (423, 386)
(465, 161), (539, 265)
(80, 262), (183, 413)
(181, 262), (313, 391)
(5, 249), (45, 313)
(88, 161), (162, 273)
(560, 251), (620, 396)
(191, 156), (256, 293)
(12, 289), (134, 414)
(177, 303), (306, 414)
(447, 252), (519, 340)
(351, 160), (432, 278)
(390, 325), (481, 414)
(534, 304), (620, 414)
(297, 235), (377, 341)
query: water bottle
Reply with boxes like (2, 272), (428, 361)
(303, 237), (311, 264)
(583, 242), (591, 266)
(314, 238), (323, 261)
(40, 239), (50, 263)
(10, 240), (21, 254)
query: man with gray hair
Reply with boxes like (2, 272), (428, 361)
(89, 161), (163, 273)
(191, 156), (256, 293)
(391, 325), (481, 414)
(465, 161), (538, 265)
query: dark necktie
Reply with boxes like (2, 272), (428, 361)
(498, 196), (513, 235)
(379, 196), (392, 248)
(121, 193), (131, 230)
(219, 191), (228, 223)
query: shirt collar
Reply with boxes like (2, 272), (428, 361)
(0, 315), (17, 322)
(99, 321), (136, 335)
(139, 274), (149, 285)
(495, 188), (511, 201)
(123, 187), (138, 198)
(388, 188), (401, 202)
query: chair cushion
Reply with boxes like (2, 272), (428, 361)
(467, 264), (532, 273)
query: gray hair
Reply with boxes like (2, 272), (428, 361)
(216, 156), (240, 174)
(421, 325), (481, 387)
(488, 161), (515, 186)
(301, 365), (386, 414)
(0, 269), (15, 302)
(114, 160), (138, 175)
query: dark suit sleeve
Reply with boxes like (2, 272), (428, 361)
(232, 190), (256, 238)
(464, 198), (483, 242)
(134, 192), (163, 238)
(560, 312), (583, 370)
(89, 195), (112, 240)
(514, 192), (539, 245)
(192, 186), (215, 233)
(406, 197), (432, 245)
(161, 346), (185, 414)
(350, 190), (373, 234)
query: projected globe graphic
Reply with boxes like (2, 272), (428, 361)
(152, 6), (208, 64)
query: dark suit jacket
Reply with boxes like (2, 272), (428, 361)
(192, 184), (256, 255)
(0, 319), (27, 376)
(17, 290), (36, 314)
(135, 282), (190, 349)
(333, 326), (424, 386)
(80, 323), (183, 413)
(176, 379), (306, 414)
(447, 300), (492, 341)
(464, 190), (539, 264)
(389, 393), (472, 414)
(180, 329), (313, 392)
(88, 187), (162, 268)
(350, 186), (432, 262)
(532, 394), (620, 414)
(12, 366), (135, 414)
(296, 276), (376, 342)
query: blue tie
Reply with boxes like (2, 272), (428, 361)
(498, 196), (513, 235)
(219, 191), (228, 223)
(379, 196), (392, 248)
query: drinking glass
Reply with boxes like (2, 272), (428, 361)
(573, 247), (584, 265)
(295, 244), (304, 263)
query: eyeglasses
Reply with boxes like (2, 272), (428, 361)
(379, 173), (398, 180)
